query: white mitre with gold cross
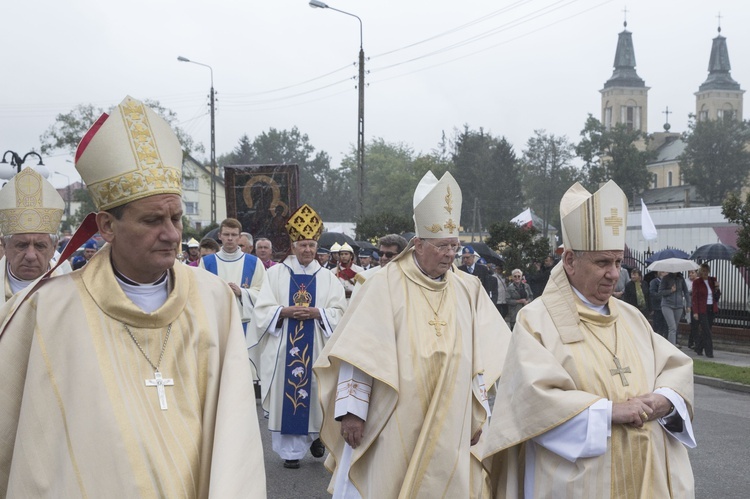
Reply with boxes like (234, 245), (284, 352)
(413, 171), (462, 239)
(560, 180), (628, 251)
(75, 95), (183, 211)
(0, 166), (65, 235)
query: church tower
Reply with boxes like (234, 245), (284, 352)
(695, 27), (744, 121)
(600, 22), (649, 132)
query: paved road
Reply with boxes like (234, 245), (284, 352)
(258, 383), (750, 498)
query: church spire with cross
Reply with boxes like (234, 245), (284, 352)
(695, 17), (744, 122)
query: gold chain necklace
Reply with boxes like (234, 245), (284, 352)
(419, 286), (447, 336)
(123, 323), (174, 410)
(584, 322), (631, 386)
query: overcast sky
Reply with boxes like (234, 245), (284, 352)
(2, 0), (747, 188)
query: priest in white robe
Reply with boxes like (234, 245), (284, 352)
(314, 171), (510, 498)
(0, 96), (265, 498)
(0, 167), (71, 302)
(199, 217), (266, 379)
(482, 181), (695, 499)
(249, 203), (347, 469)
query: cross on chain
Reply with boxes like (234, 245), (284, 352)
(604, 208), (623, 236)
(145, 371), (174, 410)
(610, 356), (631, 386)
(429, 316), (448, 337)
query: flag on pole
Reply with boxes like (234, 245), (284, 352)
(641, 198), (658, 241)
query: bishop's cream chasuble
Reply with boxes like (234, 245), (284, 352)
(0, 255), (71, 303)
(482, 263), (695, 499)
(0, 246), (266, 498)
(314, 249), (510, 498)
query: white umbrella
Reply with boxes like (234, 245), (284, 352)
(647, 258), (699, 273)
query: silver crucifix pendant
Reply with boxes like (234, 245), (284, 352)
(145, 371), (174, 410)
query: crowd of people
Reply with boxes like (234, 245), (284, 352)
(0, 97), (700, 498)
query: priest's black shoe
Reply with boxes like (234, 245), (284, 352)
(284, 459), (300, 469)
(310, 438), (325, 458)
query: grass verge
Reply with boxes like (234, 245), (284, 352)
(693, 359), (750, 385)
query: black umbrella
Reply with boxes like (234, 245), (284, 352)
(690, 243), (737, 261)
(318, 232), (359, 253)
(400, 231), (416, 243)
(465, 242), (504, 266)
(355, 240), (377, 251)
(645, 248), (690, 265)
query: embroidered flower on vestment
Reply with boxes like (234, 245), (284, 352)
(298, 389), (308, 399)
(292, 367), (305, 378)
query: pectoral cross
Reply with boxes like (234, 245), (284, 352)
(610, 356), (631, 386)
(145, 371), (174, 410)
(429, 316), (447, 336)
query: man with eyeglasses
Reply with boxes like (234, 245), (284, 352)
(350, 233), (408, 299)
(315, 171), (509, 497)
(483, 181), (695, 498)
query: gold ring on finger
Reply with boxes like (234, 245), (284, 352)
(640, 411), (648, 421)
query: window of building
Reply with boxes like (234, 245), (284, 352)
(718, 108), (735, 122)
(604, 107), (613, 130)
(652, 173), (658, 189)
(667, 171), (673, 187)
(184, 177), (199, 191)
(185, 201), (199, 215)
(621, 105), (641, 131)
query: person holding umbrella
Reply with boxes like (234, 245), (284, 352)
(658, 271), (690, 346)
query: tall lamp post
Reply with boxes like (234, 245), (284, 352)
(0, 150), (49, 180)
(309, 0), (365, 219)
(177, 56), (217, 225)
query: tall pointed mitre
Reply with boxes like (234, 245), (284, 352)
(413, 171), (462, 239)
(286, 204), (324, 242)
(560, 180), (628, 251)
(0, 167), (65, 235)
(74, 96), (183, 211)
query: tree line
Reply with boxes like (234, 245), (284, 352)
(38, 103), (750, 248)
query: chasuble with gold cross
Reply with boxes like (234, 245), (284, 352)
(482, 263), (695, 499)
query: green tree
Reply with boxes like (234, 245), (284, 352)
(40, 100), (203, 156)
(485, 221), (551, 276)
(679, 117), (750, 205)
(69, 187), (97, 226)
(521, 130), (581, 238)
(450, 127), (524, 231)
(355, 212), (413, 240)
(576, 115), (653, 201)
(721, 192), (750, 267)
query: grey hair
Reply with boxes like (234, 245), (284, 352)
(240, 232), (253, 245)
(255, 237), (272, 248)
(512, 268), (523, 276)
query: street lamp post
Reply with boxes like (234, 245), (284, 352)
(177, 56), (217, 225)
(309, 0), (365, 219)
(0, 150), (49, 180)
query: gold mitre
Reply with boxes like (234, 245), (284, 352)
(0, 167), (65, 235)
(413, 170), (462, 239)
(286, 204), (323, 242)
(560, 180), (628, 251)
(74, 96), (183, 211)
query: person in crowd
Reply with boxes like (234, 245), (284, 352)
(331, 242), (364, 300)
(72, 239), (98, 270)
(238, 231), (254, 254)
(491, 263), (509, 318)
(506, 268), (534, 329)
(198, 237), (220, 257)
(526, 255), (554, 299)
(199, 218), (266, 380)
(256, 237), (277, 269)
(686, 269), (699, 349)
(183, 237), (201, 266)
(623, 268), (650, 318)
(483, 180), (695, 498)
(0, 95), (265, 497)
(458, 245), (494, 298)
(658, 271), (690, 346)
(692, 263), (720, 358)
(649, 271), (668, 337)
(357, 248), (375, 270)
(613, 265), (631, 299)
(249, 204), (347, 470)
(350, 233), (408, 298)
(0, 167), (71, 302)
(316, 246), (333, 269)
(314, 171), (509, 497)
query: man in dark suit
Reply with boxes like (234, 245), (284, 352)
(458, 246), (494, 299)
